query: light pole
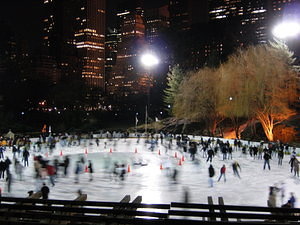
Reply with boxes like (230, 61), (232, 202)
(140, 52), (159, 136)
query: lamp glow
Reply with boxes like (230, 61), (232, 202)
(272, 22), (300, 39)
(140, 53), (159, 67)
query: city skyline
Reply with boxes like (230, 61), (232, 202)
(0, 0), (299, 133)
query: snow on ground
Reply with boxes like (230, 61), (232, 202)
(0, 136), (299, 208)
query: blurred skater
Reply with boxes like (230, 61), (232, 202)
(232, 161), (241, 179)
(6, 172), (12, 193)
(74, 161), (82, 184)
(88, 160), (94, 181)
(208, 164), (215, 187)
(218, 165), (226, 182)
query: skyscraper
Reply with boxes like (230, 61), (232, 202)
(42, 0), (106, 90)
(144, 4), (169, 44)
(169, 0), (208, 31)
(74, 0), (106, 89)
(107, 8), (149, 98)
(209, 0), (268, 44)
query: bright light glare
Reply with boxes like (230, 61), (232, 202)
(140, 53), (159, 67)
(272, 22), (300, 39)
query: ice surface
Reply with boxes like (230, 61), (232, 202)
(0, 136), (299, 208)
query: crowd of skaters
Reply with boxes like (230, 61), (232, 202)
(0, 129), (136, 193)
(158, 134), (299, 208)
(0, 130), (299, 208)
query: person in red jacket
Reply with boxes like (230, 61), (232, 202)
(218, 165), (226, 182)
(46, 164), (56, 186)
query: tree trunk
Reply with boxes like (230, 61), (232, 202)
(265, 129), (274, 142)
(181, 119), (187, 133)
(231, 116), (241, 139)
(249, 118), (257, 137)
(256, 113), (274, 141)
(208, 119), (217, 137)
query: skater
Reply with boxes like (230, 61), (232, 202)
(119, 164), (126, 181)
(0, 160), (5, 179)
(278, 148), (284, 165)
(172, 167), (178, 183)
(289, 151), (297, 173)
(15, 160), (23, 181)
(208, 164), (215, 187)
(63, 156), (70, 177)
(41, 183), (50, 200)
(267, 186), (277, 207)
(288, 192), (296, 208)
(88, 160), (94, 181)
(232, 161), (241, 178)
(221, 145), (227, 160)
(6, 172), (12, 193)
(206, 148), (214, 163)
(33, 158), (41, 179)
(74, 161), (82, 183)
(253, 146), (258, 159)
(293, 158), (299, 177)
(53, 158), (59, 177)
(218, 165), (226, 182)
(46, 163), (56, 186)
(189, 142), (197, 161)
(23, 148), (30, 167)
(228, 146), (233, 160)
(263, 151), (271, 170)
(12, 145), (18, 159)
(4, 157), (11, 177)
(0, 146), (5, 159)
(95, 138), (99, 146)
(183, 187), (190, 203)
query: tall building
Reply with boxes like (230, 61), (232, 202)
(42, 0), (106, 90)
(74, 0), (106, 89)
(105, 28), (120, 88)
(209, 0), (268, 44)
(107, 8), (149, 98)
(144, 4), (169, 43)
(169, 0), (208, 31)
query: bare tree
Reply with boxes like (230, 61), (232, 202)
(219, 45), (298, 141)
(173, 67), (223, 136)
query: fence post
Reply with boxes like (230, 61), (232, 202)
(207, 196), (216, 221)
(218, 197), (228, 222)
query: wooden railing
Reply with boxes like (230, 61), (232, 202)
(0, 196), (299, 224)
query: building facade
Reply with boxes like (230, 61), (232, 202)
(107, 8), (150, 98)
(209, 0), (268, 45)
(42, 0), (106, 90)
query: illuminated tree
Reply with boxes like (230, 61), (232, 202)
(163, 65), (185, 114)
(173, 67), (223, 136)
(218, 54), (254, 139)
(219, 45), (298, 141)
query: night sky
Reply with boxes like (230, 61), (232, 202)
(0, 0), (42, 52)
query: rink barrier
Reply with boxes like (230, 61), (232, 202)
(40, 193), (88, 224)
(0, 196), (299, 224)
(0, 196), (169, 224)
(169, 200), (300, 223)
(111, 195), (130, 217)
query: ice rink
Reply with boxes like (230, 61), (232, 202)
(0, 136), (299, 208)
